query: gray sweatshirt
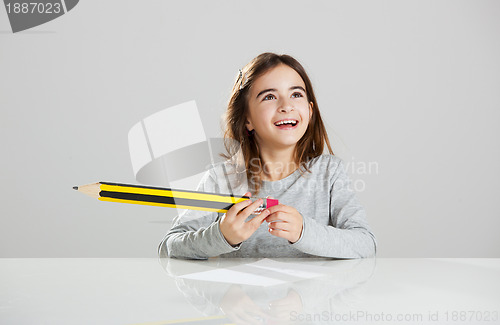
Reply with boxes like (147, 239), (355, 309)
(158, 154), (377, 259)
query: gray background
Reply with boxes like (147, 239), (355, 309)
(1, 0), (499, 257)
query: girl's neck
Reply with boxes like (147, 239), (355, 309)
(258, 146), (299, 182)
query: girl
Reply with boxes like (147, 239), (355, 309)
(159, 53), (376, 259)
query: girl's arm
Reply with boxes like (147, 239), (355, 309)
(157, 170), (241, 259)
(291, 159), (377, 258)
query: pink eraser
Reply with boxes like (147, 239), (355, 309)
(266, 198), (279, 208)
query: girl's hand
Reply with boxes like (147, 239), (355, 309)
(220, 192), (270, 247)
(265, 203), (303, 243)
(219, 284), (270, 324)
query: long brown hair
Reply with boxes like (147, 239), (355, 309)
(221, 52), (334, 195)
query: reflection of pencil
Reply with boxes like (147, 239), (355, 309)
(73, 182), (278, 213)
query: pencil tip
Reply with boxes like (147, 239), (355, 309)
(73, 186), (78, 190)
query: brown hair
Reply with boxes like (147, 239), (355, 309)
(221, 52), (334, 195)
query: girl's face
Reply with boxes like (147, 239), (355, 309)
(246, 64), (313, 152)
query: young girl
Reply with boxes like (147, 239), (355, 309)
(158, 53), (376, 259)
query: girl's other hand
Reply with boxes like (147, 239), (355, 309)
(219, 192), (270, 247)
(265, 203), (304, 243)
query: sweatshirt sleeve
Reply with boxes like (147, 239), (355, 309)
(291, 159), (377, 258)
(157, 169), (241, 260)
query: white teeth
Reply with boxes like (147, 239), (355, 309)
(275, 120), (297, 126)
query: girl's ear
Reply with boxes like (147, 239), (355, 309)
(246, 118), (254, 132)
(309, 102), (313, 120)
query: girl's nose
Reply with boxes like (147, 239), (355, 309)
(278, 98), (294, 112)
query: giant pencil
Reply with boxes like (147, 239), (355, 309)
(73, 182), (278, 213)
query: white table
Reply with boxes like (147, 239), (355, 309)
(1, 258), (499, 324)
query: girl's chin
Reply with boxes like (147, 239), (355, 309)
(254, 132), (306, 148)
(257, 139), (302, 150)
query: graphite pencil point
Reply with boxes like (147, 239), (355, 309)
(73, 186), (78, 190)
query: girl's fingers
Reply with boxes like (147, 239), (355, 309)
(265, 204), (293, 216)
(248, 209), (270, 229)
(265, 211), (290, 223)
(268, 221), (290, 232)
(268, 227), (290, 239)
(239, 198), (264, 219)
(228, 197), (254, 217)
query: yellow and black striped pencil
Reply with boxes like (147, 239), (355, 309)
(73, 182), (278, 213)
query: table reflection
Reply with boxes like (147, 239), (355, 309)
(158, 257), (376, 324)
(2, 258), (499, 324)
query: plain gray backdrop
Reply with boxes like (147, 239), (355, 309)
(1, 0), (499, 257)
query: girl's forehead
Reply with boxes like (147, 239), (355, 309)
(253, 64), (305, 88)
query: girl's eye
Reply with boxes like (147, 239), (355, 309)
(263, 94), (276, 101)
(292, 92), (303, 98)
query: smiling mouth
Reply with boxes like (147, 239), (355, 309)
(274, 119), (298, 129)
